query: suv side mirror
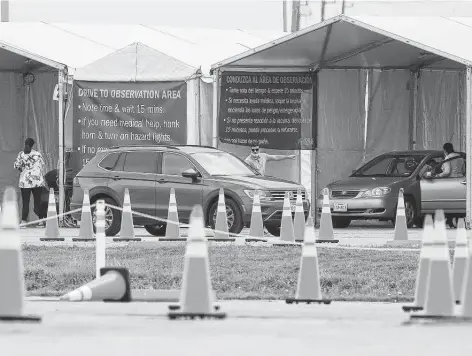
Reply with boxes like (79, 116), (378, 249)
(182, 168), (200, 180)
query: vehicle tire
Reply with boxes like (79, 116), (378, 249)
(91, 196), (121, 237)
(144, 223), (167, 236)
(392, 196), (416, 229)
(265, 222), (280, 237)
(332, 217), (351, 228)
(208, 197), (244, 236)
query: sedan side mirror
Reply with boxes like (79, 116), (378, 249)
(181, 168), (200, 180)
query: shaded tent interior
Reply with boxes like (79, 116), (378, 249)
(211, 15), (472, 223)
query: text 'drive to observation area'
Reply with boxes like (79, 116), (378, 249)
(73, 81), (187, 167)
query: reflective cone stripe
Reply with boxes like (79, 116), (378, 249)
(43, 188), (62, 241)
(214, 188), (229, 240)
(60, 270), (127, 302)
(423, 210), (455, 316)
(78, 189), (94, 240)
(319, 189), (334, 240)
(249, 190), (264, 239)
(294, 189), (305, 242)
(179, 206), (215, 313)
(412, 215), (434, 308)
(95, 200), (106, 279)
(453, 218), (468, 303)
(393, 189), (408, 241)
(165, 188), (182, 240)
(280, 191), (295, 242)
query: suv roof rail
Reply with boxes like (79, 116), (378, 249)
(171, 145), (218, 149)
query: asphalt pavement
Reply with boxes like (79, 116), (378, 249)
(1, 299), (471, 356)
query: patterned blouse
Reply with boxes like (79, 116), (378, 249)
(13, 150), (45, 188)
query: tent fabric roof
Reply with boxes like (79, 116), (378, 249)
(211, 15), (472, 71)
(0, 22), (285, 76)
(74, 42), (198, 82)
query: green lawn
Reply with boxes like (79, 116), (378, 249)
(21, 244), (440, 302)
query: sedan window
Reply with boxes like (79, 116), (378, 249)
(352, 155), (426, 177)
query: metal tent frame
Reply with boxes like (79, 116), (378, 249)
(211, 15), (472, 228)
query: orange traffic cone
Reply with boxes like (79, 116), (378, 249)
(410, 210), (455, 321)
(453, 218), (468, 304)
(459, 220), (472, 319)
(40, 188), (64, 242)
(168, 205), (226, 320)
(114, 188), (141, 242)
(95, 200), (107, 279)
(293, 189), (305, 243)
(286, 214), (331, 305)
(0, 187), (41, 322)
(60, 267), (131, 302)
(160, 188), (185, 242)
(79, 189), (94, 241)
(317, 188), (338, 243)
(208, 189), (235, 242)
(278, 191), (295, 244)
(402, 214), (434, 312)
(246, 190), (266, 242)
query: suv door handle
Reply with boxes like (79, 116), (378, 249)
(461, 180), (467, 185)
(111, 175), (121, 180)
(158, 178), (168, 183)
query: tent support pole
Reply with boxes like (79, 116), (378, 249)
(196, 78), (202, 145)
(411, 70), (419, 150)
(312, 71), (319, 224)
(362, 69), (370, 163)
(58, 69), (65, 225)
(212, 69), (220, 148)
(466, 66), (472, 229)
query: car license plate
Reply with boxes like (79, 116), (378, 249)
(333, 203), (347, 212)
(290, 204), (296, 212)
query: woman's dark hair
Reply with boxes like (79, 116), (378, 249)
(24, 138), (35, 154)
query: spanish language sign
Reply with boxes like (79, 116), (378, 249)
(218, 72), (315, 150)
(73, 81), (187, 167)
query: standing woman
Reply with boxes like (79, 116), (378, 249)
(13, 138), (46, 227)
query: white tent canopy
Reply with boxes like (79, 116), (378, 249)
(211, 15), (472, 227)
(74, 42), (199, 82)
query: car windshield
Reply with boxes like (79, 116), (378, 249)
(351, 154), (427, 177)
(190, 152), (258, 176)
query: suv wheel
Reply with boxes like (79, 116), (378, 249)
(208, 197), (244, 235)
(144, 224), (166, 236)
(91, 196), (121, 237)
(392, 196), (416, 228)
(265, 222), (281, 237)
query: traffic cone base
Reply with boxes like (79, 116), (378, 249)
(60, 268), (131, 302)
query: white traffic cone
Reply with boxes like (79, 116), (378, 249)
(77, 189), (95, 242)
(394, 188), (408, 241)
(410, 210), (455, 321)
(40, 188), (63, 242)
(286, 214), (331, 305)
(60, 267), (131, 302)
(168, 205), (226, 320)
(402, 214), (434, 312)
(279, 191), (295, 244)
(0, 187), (41, 322)
(317, 188), (338, 243)
(246, 190), (266, 242)
(209, 188), (235, 242)
(114, 188), (141, 242)
(293, 189), (305, 243)
(160, 188), (185, 242)
(453, 218), (468, 304)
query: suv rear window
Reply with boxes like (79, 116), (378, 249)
(123, 151), (158, 174)
(98, 153), (120, 170)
